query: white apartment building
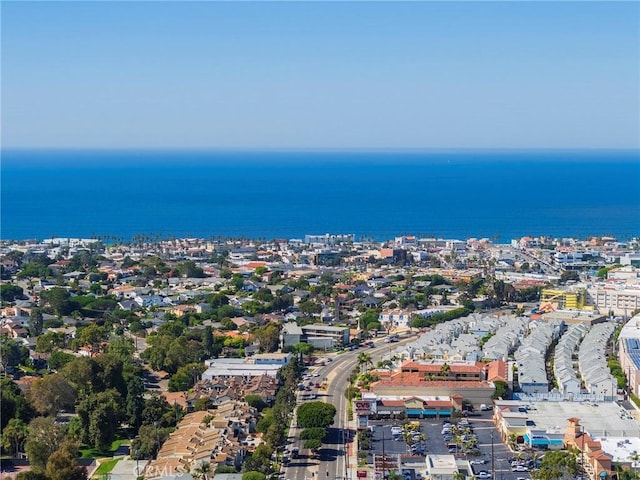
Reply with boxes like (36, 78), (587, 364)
(588, 285), (640, 316)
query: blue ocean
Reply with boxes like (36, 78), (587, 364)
(1, 149), (639, 242)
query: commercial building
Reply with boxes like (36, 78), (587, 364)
(355, 393), (463, 425)
(367, 372), (493, 409)
(280, 322), (350, 349)
(202, 353), (292, 380)
(425, 455), (459, 480)
(539, 287), (593, 312)
(617, 313), (640, 397)
(493, 399), (640, 464)
(588, 285), (640, 316)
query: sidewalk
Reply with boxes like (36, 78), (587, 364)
(347, 403), (359, 480)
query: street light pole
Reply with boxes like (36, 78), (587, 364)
(154, 421), (160, 458)
(580, 425), (585, 480)
(491, 430), (495, 480)
(133, 445), (140, 477)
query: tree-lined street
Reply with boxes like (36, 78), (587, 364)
(283, 335), (418, 480)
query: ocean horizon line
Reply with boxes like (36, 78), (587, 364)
(2, 147), (638, 168)
(2, 146), (638, 154)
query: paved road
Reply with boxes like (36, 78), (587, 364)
(282, 334), (419, 480)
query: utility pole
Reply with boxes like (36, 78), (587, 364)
(491, 430), (495, 480)
(343, 426), (349, 480)
(580, 425), (585, 480)
(382, 430), (387, 480)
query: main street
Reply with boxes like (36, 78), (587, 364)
(282, 334), (418, 480)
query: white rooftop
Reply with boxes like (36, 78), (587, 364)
(527, 401), (640, 438)
(596, 437), (640, 463)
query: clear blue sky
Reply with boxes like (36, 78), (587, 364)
(2, 1), (639, 149)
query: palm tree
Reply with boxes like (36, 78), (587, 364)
(192, 461), (211, 480)
(631, 451), (640, 480)
(358, 352), (373, 374)
(508, 433), (518, 451)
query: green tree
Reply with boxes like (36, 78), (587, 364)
(28, 373), (77, 416)
(0, 336), (29, 372)
(252, 323), (281, 353)
(242, 472), (266, 480)
(358, 352), (373, 373)
(168, 363), (206, 392)
(292, 342), (313, 363)
(254, 266), (269, 277)
(531, 450), (579, 480)
(175, 260), (205, 278)
(40, 287), (72, 317)
(300, 427), (327, 441)
(131, 423), (171, 459)
(60, 356), (97, 396)
(492, 380), (508, 400)
(298, 299), (321, 316)
(253, 287), (273, 302)
(208, 292), (229, 308)
(270, 293), (293, 312)
(35, 331), (66, 354)
(25, 416), (65, 471)
(94, 353), (127, 396)
(106, 336), (135, 361)
(0, 284), (24, 302)
(242, 444), (273, 474)
(76, 389), (124, 452)
(16, 473), (49, 480)
(264, 422), (285, 449)
(245, 394), (268, 411)
(192, 461), (212, 480)
(17, 256), (52, 280)
(193, 397), (212, 411)
(125, 376), (146, 430)
(229, 273), (245, 290)
(2, 417), (28, 456)
(303, 438), (322, 452)
(45, 440), (88, 480)
(1, 377), (34, 429)
(142, 393), (175, 427)
(216, 466), (237, 474)
(73, 324), (108, 353)
(296, 401), (336, 429)
(359, 309), (380, 331)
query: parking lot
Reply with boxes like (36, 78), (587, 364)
(364, 411), (534, 480)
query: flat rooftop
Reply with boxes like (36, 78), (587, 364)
(426, 454), (458, 474)
(526, 401), (640, 438)
(597, 437), (640, 463)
